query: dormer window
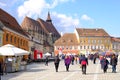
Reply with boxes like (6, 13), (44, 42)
(69, 40), (73, 42)
(62, 39), (65, 42)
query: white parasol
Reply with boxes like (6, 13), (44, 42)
(45, 52), (51, 56)
(0, 44), (29, 56)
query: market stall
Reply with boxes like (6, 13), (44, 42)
(0, 44), (29, 72)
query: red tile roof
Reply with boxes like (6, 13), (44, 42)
(0, 8), (28, 37)
(111, 37), (120, 42)
(54, 33), (79, 46)
(76, 28), (110, 37)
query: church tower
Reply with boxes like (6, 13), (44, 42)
(46, 12), (52, 24)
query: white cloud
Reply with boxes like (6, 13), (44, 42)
(0, 2), (7, 6)
(18, 0), (48, 18)
(52, 12), (80, 33)
(17, 0), (78, 33)
(17, 0), (74, 18)
(81, 14), (94, 23)
(47, 0), (65, 9)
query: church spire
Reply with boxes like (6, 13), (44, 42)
(46, 12), (52, 23)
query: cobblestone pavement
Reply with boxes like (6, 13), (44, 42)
(1, 58), (120, 80)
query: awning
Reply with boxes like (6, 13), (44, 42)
(0, 44), (29, 56)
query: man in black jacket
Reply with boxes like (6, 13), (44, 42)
(0, 61), (2, 80)
(110, 54), (118, 73)
(54, 55), (60, 72)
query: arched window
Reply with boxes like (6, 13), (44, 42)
(14, 37), (16, 44)
(10, 35), (13, 43)
(18, 38), (19, 47)
(20, 39), (22, 46)
(6, 33), (9, 41)
(26, 41), (28, 46)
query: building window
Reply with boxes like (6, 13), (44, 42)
(0, 36), (1, 43)
(74, 46), (78, 49)
(88, 46), (89, 49)
(66, 46), (68, 49)
(10, 35), (13, 43)
(91, 46), (93, 49)
(80, 46), (82, 49)
(62, 46), (64, 50)
(23, 40), (25, 46)
(88, 40), (90, 44)
(20, 39), (22, 46)
(84, 46), (86, 49)
(6, 33), (9, 42)
(14, 37), (16, 44)
(94, 40), (96, 43)
(80, 40), (82, 43)
(26, 41), (28, 46)
(70, 46), (72, 50)
(18, 38), (19, 47)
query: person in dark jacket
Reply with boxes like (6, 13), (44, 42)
(71, 55), (75, 65)
(110, 54), (118, 73)
(54, 55), (60, 72)
(100, 56), (109, 73)
(93, 55), (97, 64)
(0, 61), (2, 80)
(45, 56), (49, 66)
(79, 55), (88, 74)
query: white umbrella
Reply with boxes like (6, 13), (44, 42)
(66, 53), (71, 56)
(0, 44), (29, 56)
(45, 52), (51, 56)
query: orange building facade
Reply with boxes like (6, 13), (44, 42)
(3, 29), (29, 50)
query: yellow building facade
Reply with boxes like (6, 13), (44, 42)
(79, 37), (112, 52)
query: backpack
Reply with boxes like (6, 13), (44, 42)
(81, 60), (87, 65)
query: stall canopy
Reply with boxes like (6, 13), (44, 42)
(45, 52), (51, 56)
(0, 44), (29, 56)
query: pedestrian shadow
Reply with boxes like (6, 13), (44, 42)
(58, 69), (81, 73)
(25, 68), (48, 72)
(86, 71), (120, 75)
(86, 72), (104, 75)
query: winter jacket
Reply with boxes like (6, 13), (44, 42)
(79, 56), (88, 65)
(54, 56), (60, 64)
(100, 58), (109, 69)
(110, 57), (118, 66)
(64, 56), (71, 65)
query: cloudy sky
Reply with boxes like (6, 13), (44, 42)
(0, 0), (120, 37)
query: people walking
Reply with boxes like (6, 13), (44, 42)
(45, 56), (49, 66)
(93, 55), (97, 64)
(75, 56), (78, 64)
(64, 55), (71, 72)
(110, 54), (118, 73)
(4, 56), (8, 75)
(54, 55), (60, 72)
(71, 55), (75, 65)
(100, 56), (109, 73)
(79, 54), (88, 74)
(0, 61), (2, 80)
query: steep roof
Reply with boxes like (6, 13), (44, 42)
(76, 28), (110, 37)
(0, 8), (28, 37)
(21, 16), (43, 32)
(54, 33), (79, 46)
(37, 18), (60, 36)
